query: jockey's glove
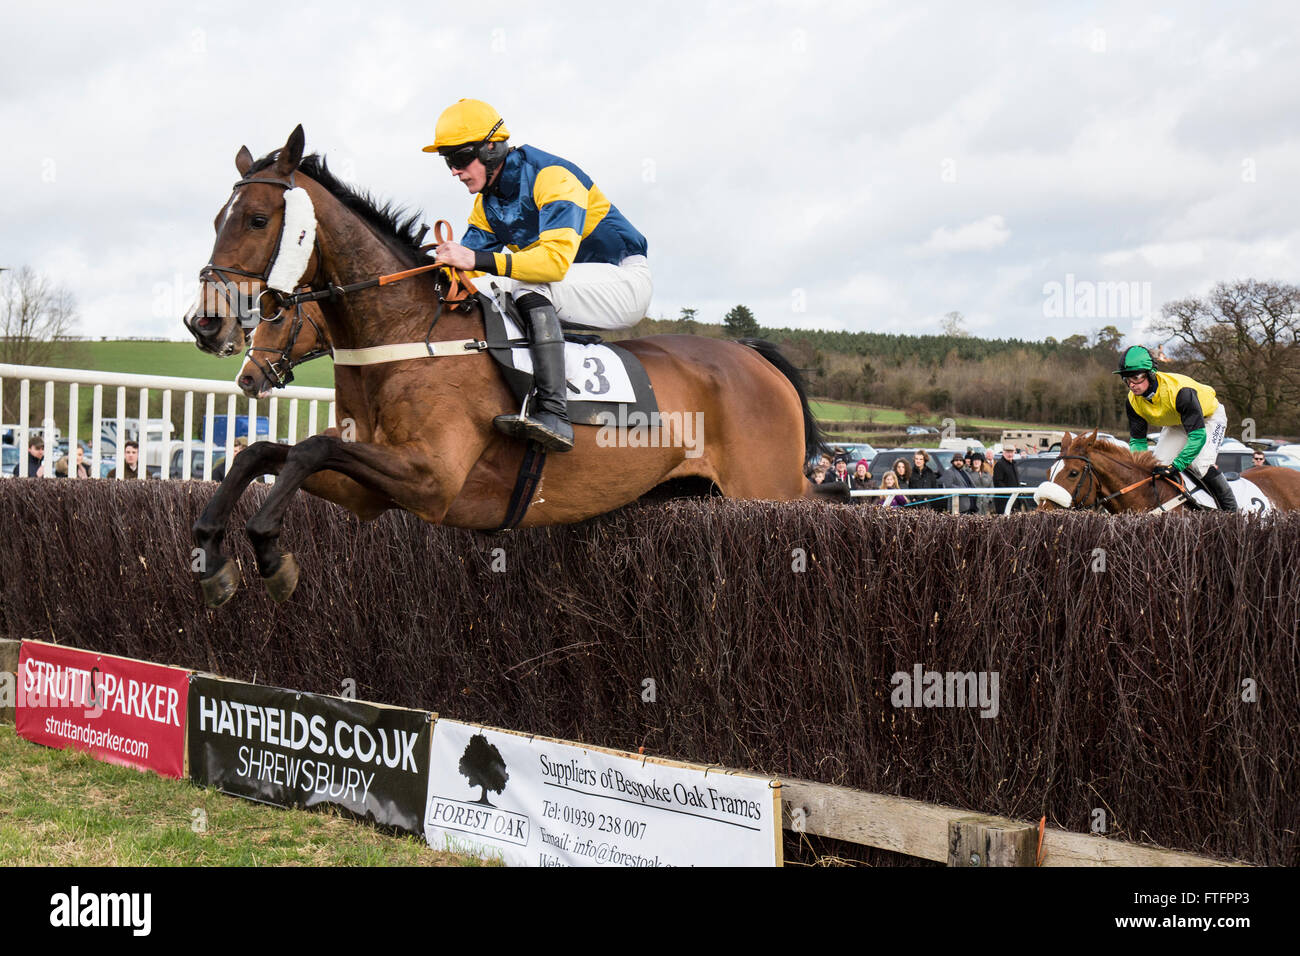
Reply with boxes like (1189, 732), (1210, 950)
(1151, 463), (1179, 479)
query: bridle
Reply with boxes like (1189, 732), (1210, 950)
(185, 170), (322, 336)
(189, 158), (483, 377)
(1051, 451), (1180, 512)
(241, 292), (331, 389)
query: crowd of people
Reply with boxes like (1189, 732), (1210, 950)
(808, 444), (1030, 514)
(8, 437), (247, 480)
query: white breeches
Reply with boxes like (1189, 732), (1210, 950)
(1152, 405), (1228, 477)
(490, 255), (652, 330)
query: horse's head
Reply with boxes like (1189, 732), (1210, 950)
(185, 125), (318, 357)
(236, 299), (332, 397)
(1034, 430), (1103, 510)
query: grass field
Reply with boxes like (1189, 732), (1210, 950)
(809, 398), (1071, 433)
(58, 340), (335, 390)
(0, 723), (485, 866)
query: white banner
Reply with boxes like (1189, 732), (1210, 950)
(424, 720), (782, 867)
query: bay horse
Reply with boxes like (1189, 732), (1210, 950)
(184, 125), (826, 606)
(1033, 430), (1300, 512)
(236, 296), (331, 397)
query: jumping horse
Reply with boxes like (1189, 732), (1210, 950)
(1033, 430), (1300, 512)
(184, 125), (825, 606)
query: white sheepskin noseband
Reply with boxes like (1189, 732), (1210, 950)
(1033, 480), (1074, 508)
(265, 187), (317, 293)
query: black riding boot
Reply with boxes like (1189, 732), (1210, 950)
(493, 293), (574, 452)
(1202, 465), (1238, 512)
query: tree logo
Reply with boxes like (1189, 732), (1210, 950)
(458, 733), (509, 806)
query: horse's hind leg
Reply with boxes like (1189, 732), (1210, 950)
(193, 441), (291, 607)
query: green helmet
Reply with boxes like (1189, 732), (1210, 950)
(1115, 345), (1157, 378)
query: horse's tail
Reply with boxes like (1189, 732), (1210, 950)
(738, 338), (828, 462)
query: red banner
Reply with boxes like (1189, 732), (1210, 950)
(15, 642), (189, 779)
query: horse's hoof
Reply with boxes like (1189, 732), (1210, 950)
(200, 558), (240, 608)
(262, 552), (300, 603)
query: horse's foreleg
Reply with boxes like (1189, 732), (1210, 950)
(244, 435), (467, 602)
(192, 440), (291, 607)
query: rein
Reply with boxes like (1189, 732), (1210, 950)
(1057, 452), (1187, 512)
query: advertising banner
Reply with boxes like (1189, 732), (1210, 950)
(15, 641), (189, 779)
(188, 675), (433, 834)
(424, 720), (782, 866)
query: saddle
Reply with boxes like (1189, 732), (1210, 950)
(477, 287), (659, 426)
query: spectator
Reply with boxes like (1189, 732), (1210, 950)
(849, 461), (872, 490)
(1249, 451), (1266, 470)
(941, 451), (978, 514)
(992, 444), (1022, 513)
(968, 451), (993, 514)
(908, 450), (943, 512)
(55, 445), (92, 479)
(892, 458), (912, 485)
(879, 471), (908, 508)
(12, 436), (47, 477)
(831, 459), (850, 484)
(212, 438), (248, 481)
(811, 464), (829, 484)
(117, 440), (146, 480)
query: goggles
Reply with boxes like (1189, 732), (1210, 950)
(440, 144), (479, 170)
(439, 118), (505, 171)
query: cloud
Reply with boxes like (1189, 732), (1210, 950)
(910, 215), (1012, 256)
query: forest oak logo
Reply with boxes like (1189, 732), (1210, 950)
(426, 733), (529, 845)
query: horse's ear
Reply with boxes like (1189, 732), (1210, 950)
(1083, 428), (1099, 447)
(235, 146), (253, 176)
(1062, 430), (1074, 448)
(275, 125), (306, 177)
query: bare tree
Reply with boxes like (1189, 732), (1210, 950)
(0, 266), (79, 366)
(1152, 279), (1300, 429)
(941, 310), (968, 337)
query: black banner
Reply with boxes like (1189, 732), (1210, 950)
(188, 675), (432, 834)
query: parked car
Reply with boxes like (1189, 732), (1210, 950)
(1218, 449), (1297, 475)
(825, 441), (876, 465)
(170, 446), (229, 480)
(905, 425), (940, 436)
(1015, 454), (1058, 487)
(868, 447), (958, 478)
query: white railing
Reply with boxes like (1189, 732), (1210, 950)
(1, 364), (335, 482)
(843, 486), (1036, 515)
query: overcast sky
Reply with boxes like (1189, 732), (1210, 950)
(2, 1), (1298, 346)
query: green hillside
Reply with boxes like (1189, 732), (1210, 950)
(59, 340), (335, 389)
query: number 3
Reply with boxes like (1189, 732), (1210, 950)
(583, 357), (610, 395)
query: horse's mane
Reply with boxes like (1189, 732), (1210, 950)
(1079, 434), (1159, 473)
(248, 151), (427, 267)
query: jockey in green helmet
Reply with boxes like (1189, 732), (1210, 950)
(1116, 345), (1237, 511)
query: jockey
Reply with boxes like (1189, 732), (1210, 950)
(1116, 345), (1237, 511)
(426, 99), (652, 452)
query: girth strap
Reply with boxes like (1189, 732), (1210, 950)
(488, 441), (548, 533)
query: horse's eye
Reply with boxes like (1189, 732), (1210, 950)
(1068, 470), (1078, 477)
(250, 215), (269, 230)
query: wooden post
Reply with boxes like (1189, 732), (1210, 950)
(0, 638), (20, 724)
(948, 815), (1037, 867)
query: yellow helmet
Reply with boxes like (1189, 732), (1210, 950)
(422, 99), (511, 152)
